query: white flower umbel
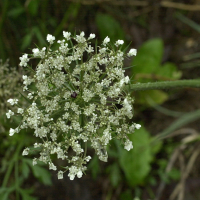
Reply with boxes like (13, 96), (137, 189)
(7, 31), (139, 180)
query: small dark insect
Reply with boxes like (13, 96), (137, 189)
(71, 91), (77, 98)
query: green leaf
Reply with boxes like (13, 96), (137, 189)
(8, 7), (24, 18)
(27, 0), (40, 17)
(21, 159), (30, 179)
(136, 90), (168, 105)
(0, 187), (8, 194)
(88, 155), (100, 179)
(21, 33), (33, 51)
(168, 168), (181, 181)
(24, 159), (52, 186)
(96, 13), (125, 42)
(107, 163), (122, 187)
(131, 38), (181, 83)
(120, 189), (133, 200)
(31, 165), (52, 186)
(32, 26), (46, 46)
(156, 62), (182, 80)
(0, 187), (15, 200)
(119, 127), (153, 186)
(0, 192), (9, 200)
(19, 188), (37, 200)
(131, 38), (163, 75)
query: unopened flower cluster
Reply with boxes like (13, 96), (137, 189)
(7, 31), (140, 180)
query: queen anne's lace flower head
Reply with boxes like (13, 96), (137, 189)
(7, 31), (140, 180)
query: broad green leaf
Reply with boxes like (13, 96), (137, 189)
(119, 127), (153, 186)
(131, 38), (181, 81)
(31, 165), (52, 186)
(156, 62), (182, 80)
(24, 159), (52, 186)
(131, 39), (163, 75)
(20, 188), (37, 200)
(135, 90), (168, 105)
(96, 13), (125, 42)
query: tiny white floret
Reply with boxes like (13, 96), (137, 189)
(135, 123), (141, 129)
(58, 171), (64, 179)
(63, 31), (71, 40)
(22, 147), (29, 156)
(7, 98), (18, 105)
(47, 34), (55, 44)
(115, 40), (124, 46)
(77, 170), (83, 178)
(124, 139), (133, 151)
(127, 48), (137, 57)
(32, 48), (40, 57)
(19, 54), (29, 67)
(9, 128), (15, 136)
(103, 36), (110, 45)
(6, 110), (14, 118)
(88, 33), (95, 39)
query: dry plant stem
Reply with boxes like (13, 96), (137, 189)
(179, 153), (185, 200)
(156, 128), (200, 200)
(163, 128), (199, 139)
(129, 6), (153, 17)
(68, 0), (200, 10)
(66, 0), (148, 6)
(161, 1), (200, 11)
(169, 150), (185, 200)
(170, 145), (200, 200)
(155, 147), (181, 200)
(130, 79), (200, 91)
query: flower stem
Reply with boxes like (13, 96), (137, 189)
(130, 79), (200, 91)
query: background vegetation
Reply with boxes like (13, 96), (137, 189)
(1, 0), (200, 200)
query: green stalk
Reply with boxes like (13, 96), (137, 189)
(15, 159), (19, 200)
(0, 0), (9, 60)
(2, 142), (23, 187)
(129, 79), (200, 91)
